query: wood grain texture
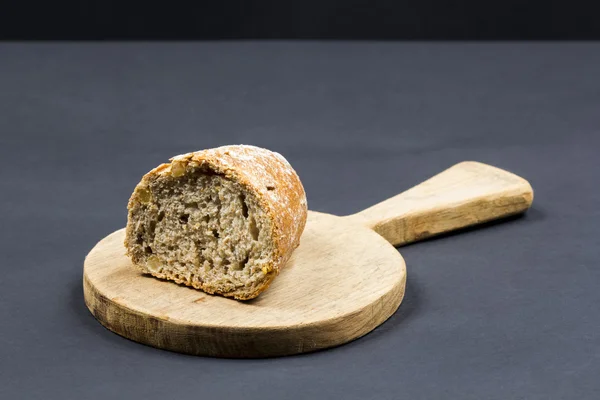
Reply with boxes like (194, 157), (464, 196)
(83, 161), (533, 357)
(348, 161), (534, 246)
(85, 212), (406, 357)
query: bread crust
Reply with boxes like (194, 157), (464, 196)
(125, 145), (308, 300)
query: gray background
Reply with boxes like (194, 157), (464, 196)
(1, 43), (599, 399)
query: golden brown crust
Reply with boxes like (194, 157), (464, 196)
(125, 145), (308, 300)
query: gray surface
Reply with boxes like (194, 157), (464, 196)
(1, 42), (599, 399)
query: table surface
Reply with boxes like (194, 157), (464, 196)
(1, 42), (599, 400)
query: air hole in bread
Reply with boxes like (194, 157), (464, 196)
(249, 217), (259, 241)
(240, 194), (249, 218)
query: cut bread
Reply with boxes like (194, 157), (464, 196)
(124, 145), (308, 300)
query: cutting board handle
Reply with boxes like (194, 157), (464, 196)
(347, 161), (534, 247)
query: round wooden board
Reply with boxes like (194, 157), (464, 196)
(84, 211), (407, 358)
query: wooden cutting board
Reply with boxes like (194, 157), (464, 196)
(84, 161), (533, 358)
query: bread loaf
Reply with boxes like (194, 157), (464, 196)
(124, 145), (307, 300)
